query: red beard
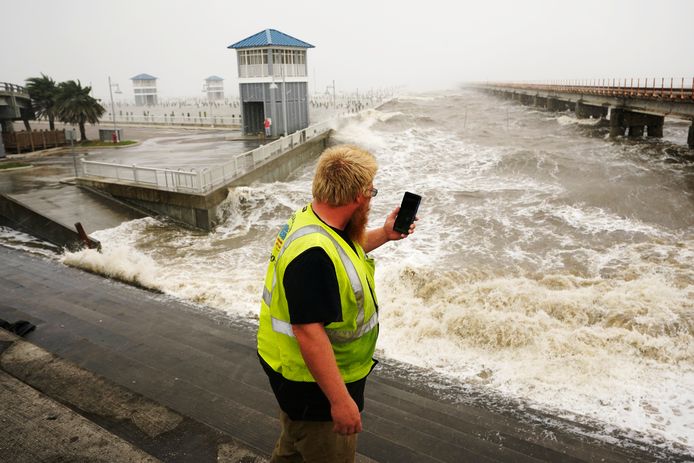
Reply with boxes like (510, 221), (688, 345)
(346, 202), (370, 247)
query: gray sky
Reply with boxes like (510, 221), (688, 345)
(4, 0), (693, 102)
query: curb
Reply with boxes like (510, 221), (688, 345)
(0, 165), (33, 173)
(0, 329), (266, 463)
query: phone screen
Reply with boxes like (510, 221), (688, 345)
(393, 192), (421, 234)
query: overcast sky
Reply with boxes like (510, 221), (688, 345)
(4, 0), (693, 101)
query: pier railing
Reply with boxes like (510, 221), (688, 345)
(0, 82), (29, 96)
(101, 113), (242, 127)
(482, 77), (694, 100)
(80, 120), (333, 194)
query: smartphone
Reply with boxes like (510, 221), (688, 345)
(393, 192), (421, 234)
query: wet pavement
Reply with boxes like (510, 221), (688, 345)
(86, 130), (261, 169)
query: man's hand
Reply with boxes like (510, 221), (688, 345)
(383, 206), (417, 241)
(363, 207), (419, 253)
(331, 396), (363, 435)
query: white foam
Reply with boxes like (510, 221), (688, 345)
(375, 262), (694, 449)
(0, 226), (61, 258)
(557, 115), (604, 126)
(550, 204), (669, 237)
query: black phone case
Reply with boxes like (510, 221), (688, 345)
(393, 193), (420, 234)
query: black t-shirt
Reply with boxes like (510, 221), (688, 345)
(261, 219), (371, 421)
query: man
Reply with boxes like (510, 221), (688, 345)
(264, 117), (272, 137)
(258, 144), (417, 462)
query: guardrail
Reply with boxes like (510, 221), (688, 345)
(0, 82), (29, 96)
(480, 77), (694, 100)
(81, 120), (333, 194)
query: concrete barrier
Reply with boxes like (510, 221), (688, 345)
(230, 130), (330, 186)
(0, 194), (100, 251)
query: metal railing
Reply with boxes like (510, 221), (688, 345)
(481, 77), (694, 100)
(81, 120), (333, 194)
(103, 113), (242, 127)
(0, 82), (29, 96)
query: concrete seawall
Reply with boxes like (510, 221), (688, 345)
(77, 131), (331, 230)
(230, 130), (330, 186)
(0, 194), (99, 250)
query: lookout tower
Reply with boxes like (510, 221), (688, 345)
(130, 73), (158, 105)
(228, 29), (314, 136)
(203, 76), (225, 101)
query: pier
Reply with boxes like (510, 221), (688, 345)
(476, 78), (694, 148)
(76, 121), (332, 230)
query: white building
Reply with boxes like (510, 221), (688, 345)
(131, 73), (158, 105)
(203, 76), (224, 101)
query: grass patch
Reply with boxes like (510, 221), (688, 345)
(0, 162), (31, 170)
(78, 140), (137, 147)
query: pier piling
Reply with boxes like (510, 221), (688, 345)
(609, 108), (626, 137)
(477, 79), (694, 147)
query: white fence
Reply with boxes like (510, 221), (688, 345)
(81, 120), (333, 195)
(105, 114), (242, 127)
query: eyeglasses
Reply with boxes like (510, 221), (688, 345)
(368, 188), (378, 198)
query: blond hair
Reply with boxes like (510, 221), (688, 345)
(312, 145), (377, 206)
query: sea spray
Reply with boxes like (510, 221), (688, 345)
(63, 245), (163, 291)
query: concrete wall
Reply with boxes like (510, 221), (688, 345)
(0, 194), (100, 251)
(75, 178), (229, 231)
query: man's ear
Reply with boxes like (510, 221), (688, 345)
(355, 193), (368, 207)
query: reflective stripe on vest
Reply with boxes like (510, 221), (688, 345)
(262, 224), (376, 344)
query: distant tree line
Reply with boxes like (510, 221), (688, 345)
(25, 74), (105, 141)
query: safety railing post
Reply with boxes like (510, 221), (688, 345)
(670, 78), (674, 99)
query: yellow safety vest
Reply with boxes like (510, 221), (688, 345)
(258, 203), (379, 383)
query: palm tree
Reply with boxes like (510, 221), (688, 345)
(55, 80), (105, 142)
(25, 74), (58, 130)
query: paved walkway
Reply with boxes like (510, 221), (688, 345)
(0, 246), (687, 462)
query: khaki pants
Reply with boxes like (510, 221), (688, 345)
(270, 411), (357, 463)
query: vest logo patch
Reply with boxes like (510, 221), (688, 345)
(274, 223), (289, 254)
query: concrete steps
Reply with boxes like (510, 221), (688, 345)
(0, 330), (263, 463)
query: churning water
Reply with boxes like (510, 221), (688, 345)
(8, 89), (694, 453)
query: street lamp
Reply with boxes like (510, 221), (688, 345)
(108, 76), (122, 142)
(326, 80), (336, 108)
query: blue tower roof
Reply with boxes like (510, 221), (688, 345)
(206, 75), (224, 81)
(228, 29), (314, 49)
(131, 73), (157, 81)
